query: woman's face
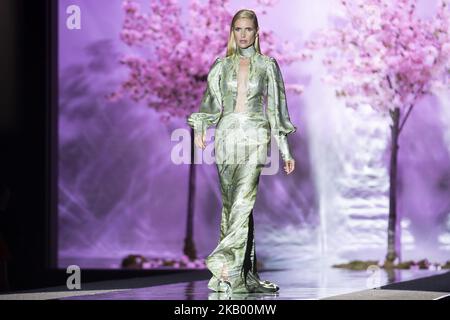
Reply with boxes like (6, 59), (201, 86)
(233, 18), (257, 49)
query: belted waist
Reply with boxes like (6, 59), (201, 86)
(221, 111), (267, 120)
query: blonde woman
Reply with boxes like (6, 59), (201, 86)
(187, 9), (296, 294)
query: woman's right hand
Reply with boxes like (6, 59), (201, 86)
(194, 133), (206, 149)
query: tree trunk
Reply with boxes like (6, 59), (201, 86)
(183, 128), (197, 260)
(386, 107), (400, 264)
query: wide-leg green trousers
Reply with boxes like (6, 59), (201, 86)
(205, 112), (279, 293)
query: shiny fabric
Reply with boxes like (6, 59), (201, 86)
(187, 45), (296, 293)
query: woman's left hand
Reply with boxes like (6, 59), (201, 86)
(284, 159), (295, 175)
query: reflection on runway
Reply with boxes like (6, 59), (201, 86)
(1, 258), (447, 300)
(58, 265), (447, 300)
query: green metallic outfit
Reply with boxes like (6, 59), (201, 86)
(187, 44), (296, 293)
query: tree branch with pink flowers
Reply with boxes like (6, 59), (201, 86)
(307, 0), (450, 265)
(108, 0), (308, 122)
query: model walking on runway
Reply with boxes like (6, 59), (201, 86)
(187, 9), (297, 294)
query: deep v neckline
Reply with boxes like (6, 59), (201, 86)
(233, 55), (253, 113)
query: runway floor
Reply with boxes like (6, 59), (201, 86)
(1, 263), (449, 300)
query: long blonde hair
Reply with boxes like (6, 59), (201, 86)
(226, 9), (261, 57)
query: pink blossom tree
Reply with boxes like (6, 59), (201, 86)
(109, 0), (308, 261)
(306, 0), (450, 264)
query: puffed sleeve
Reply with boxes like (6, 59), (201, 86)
(266, 57), (297, 161)
(187, 57), (223, 137)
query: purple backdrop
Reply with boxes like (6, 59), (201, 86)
(58, 0), (450, 269)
